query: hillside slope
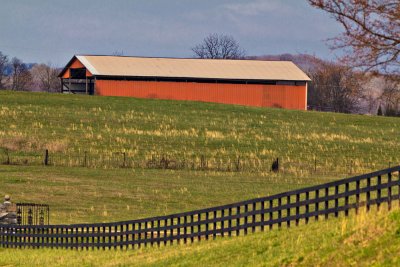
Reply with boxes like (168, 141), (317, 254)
(0, 205), (399, 266)
(1, 91), (400, 175)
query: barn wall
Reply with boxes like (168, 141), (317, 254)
(95, 80), (307, 110)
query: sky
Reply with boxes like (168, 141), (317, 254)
(0, 0), (343, 67)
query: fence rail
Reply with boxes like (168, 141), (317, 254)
(1, 166), (400, 249)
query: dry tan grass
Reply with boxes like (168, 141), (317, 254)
(0, 137), (68, 152)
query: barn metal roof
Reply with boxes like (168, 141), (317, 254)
(68, 55), (311, 81)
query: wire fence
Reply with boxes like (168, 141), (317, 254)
(0, 149), (397, 177)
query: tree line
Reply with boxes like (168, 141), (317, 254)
(0, 52), (60, 92)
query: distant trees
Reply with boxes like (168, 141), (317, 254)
(379, 79), (400, 116)
(31, 63), (60, 92)
(0, 52), (8, 89)
(307, 62), (363, 113)
(308, 0), (400, 76)
(11, 57), (32, 91)
(192, 33), (246, 59)
(0, 50), (60, 92)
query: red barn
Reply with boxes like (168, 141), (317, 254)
(59, 55), (311, 110)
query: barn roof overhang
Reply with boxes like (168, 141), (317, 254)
(59, 55), (312, 82)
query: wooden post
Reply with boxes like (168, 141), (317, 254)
(287, 196), (291, 227)
(236, 206), (240, 236)
(324, 187), (329, 219)
(269, 200), (273, 229)
(345, 183), (349, 216)
(334, 186), (339, 217)
(228, 208), (232, 236)
(314, 158), (317, 173)
(296, 194), (300, 225)
(84, 151), (87, 167)
(388, 173), (392, 210)
(85, 76), (88, 95)
(278, 198), (282, 228)
(315, 190), (319, 221)
(305, 192), (309, 224)
(366, 177), (371, 211)
(44, 149), (49, 166)
(260, 201), (265, 231)
(377, 175), (381, 210)
(356, 180), (360, 214)
(5, 149), (10, 165)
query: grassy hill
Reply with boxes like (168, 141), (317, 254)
(1, 91), (399, 175)
(1, 91), (400, 265)
(1, 91), (399, 223)
(0, 204), (399, 266)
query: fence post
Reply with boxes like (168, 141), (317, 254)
(334, 186), (339, 217)
(377, 175), (381, 210)
(260, 201), (265, 231)
(236, 156), (241, 172)
(345, 183), (349, 216)
(5, 149), (10, 165)
(277, 198), (282, 228)
(388, 173), (392, 210)
(286, 196), (291, 227)
(315, 190), (319, 221)
(366, 177), (371, 211)
(325, 187), (329, 219)
(295, 194), (300, 226)
(305, 192), (309, 224)
(314, 158), (317, 173)
(236, 206), (240, 236)
(356, 180), (360, 214)
(44, 149), (49, 166)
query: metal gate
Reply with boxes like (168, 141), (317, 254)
(16, 203), (50, 225)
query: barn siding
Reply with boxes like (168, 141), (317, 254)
(95, 80), (306, 110)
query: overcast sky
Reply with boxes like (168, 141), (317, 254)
(0, 0), (342, 67)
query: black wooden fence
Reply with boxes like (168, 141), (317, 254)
(1, 166), (400, 249)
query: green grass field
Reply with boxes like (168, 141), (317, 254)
(1, 91), (400, 266)
(0, 204), (399, 266)
(1, 91), (399, 175)
(0, 165), (337, 224)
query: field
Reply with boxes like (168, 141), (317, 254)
(1, 91), (400, 265)
(0, 204), (399, 266)
(0, 165), (333, 224)
(1, 91), (400, 175)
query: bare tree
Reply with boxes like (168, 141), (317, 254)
(112, 50), (124, 56)
(0, 51), (8, 89)
(379, 79), (400, 115)
(11, 57), (32, 91)
(308, 0), (400, 76)
(308, 62), (364, 113)
(31, 63), (60, 92)
(192, 33), (246, 59)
